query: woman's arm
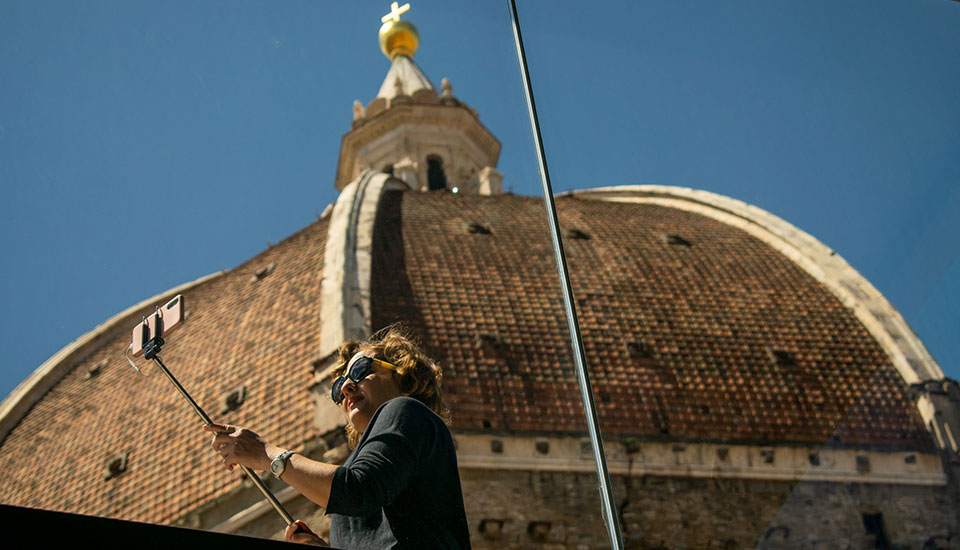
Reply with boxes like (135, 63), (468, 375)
(275, 452), (338, 508)
(203, 423), (337, 508)
(204, 398), (434, 513)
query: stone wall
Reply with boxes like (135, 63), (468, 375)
(461, 469), (960, 550)
(198, 453), (960, 549)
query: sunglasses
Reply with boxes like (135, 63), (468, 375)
(331, 353), (397, 404)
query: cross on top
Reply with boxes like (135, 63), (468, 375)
(381, 2), (411, 24)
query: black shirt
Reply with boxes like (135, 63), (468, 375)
(326, 397), (471, 549)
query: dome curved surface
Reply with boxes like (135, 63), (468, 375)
(369, 190), (933, 449)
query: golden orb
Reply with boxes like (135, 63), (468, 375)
(379, 19), (419, 59)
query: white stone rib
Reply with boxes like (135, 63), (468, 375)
(319, 170), (407, 359)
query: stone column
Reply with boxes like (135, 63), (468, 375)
(477, 166), (504, 195)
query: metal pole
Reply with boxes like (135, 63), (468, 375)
(506, 2), (624, 548)
(151, 355), (295, 526)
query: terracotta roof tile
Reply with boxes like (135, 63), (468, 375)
(0, 218), (329, 523)
(370, 191), (933, 450)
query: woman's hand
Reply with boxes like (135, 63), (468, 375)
(203, 423), (280, 472)
(285, 520), (328, 546)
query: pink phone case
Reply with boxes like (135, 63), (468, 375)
(131, 295), (184, 357)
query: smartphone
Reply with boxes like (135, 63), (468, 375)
(131, 294), (185, 357)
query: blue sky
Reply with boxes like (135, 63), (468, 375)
(1, 0), (958, 405)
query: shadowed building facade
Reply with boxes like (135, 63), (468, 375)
(1, 6), (958, 549)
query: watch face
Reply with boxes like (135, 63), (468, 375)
(271, 458), (283, 475)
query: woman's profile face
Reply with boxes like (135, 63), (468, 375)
(339, 349), (403, 434)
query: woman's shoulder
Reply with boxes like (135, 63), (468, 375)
(377, 396), (438, 420)
(369, 397), (448, 437)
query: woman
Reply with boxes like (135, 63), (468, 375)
(204, 327), (470, 549)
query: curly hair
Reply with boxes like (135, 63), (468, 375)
(332, 325), (450, 447)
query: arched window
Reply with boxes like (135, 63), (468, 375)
(427, 155), (446, 191)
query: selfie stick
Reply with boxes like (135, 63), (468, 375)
(138, 313), (296, 527)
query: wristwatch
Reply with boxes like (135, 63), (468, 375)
(270, 449), (295, 479)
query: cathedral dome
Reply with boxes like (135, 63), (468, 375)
(0, 4), (954, 547)
(0, 180), (943, 519)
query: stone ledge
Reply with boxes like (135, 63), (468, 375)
(455, 434), (946, 486)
